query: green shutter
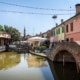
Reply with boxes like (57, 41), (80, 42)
(56, 28), (60, 35)
(56, 28), (60, 34)
(62, 27), (64, 33)
(58, 28), (60, 34)
(54, 31), (55, 36)
(56, 29), (57, 35)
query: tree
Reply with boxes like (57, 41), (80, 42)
(0, 25), (4, 31)
(4, 25), (21, 42)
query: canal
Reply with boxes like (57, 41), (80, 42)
(0, 52), (80, 80)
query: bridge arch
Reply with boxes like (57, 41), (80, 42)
(48, 42), (80, 70)
(54, 50), (76, 62)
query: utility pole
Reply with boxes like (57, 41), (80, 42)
(70, 6), (71, 17)
(33, 27), (34, 36)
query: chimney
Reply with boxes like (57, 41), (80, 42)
(75, 4), (80, 14)
(56, 23), (58, 27)
(61, 19), (64, 23)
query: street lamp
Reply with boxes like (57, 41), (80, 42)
(52, 15), (57, 19)
(52, 15), (57, 26)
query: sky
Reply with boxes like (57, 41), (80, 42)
(0, 0), (80, 36)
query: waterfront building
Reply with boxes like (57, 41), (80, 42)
(50, 4), (80, 44)
(35, 4), (80, 44)
(58, 23), (65, 42)
(49, 22), (65, 48)
(50, 27), (55, 43)
(64, 4), (80, 44)
(41, 32), (48, 38)
(0, 31), (11, 46)
(53, 20), (65, 42)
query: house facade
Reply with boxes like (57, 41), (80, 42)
(57, 20), (65, 42)
(0, 31), (11, 46)
(50, 20), (65, 42)
(50, 4), (80, 44)
(36, 4), (80, 44)
(65, 4), (80, 43)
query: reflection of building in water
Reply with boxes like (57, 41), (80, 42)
(0, 52), (20, 70)
(26, 55), (47, 68)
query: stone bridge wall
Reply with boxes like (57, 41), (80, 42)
(47, 42), (80, 69)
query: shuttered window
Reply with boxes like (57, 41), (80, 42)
(62, 26), (64, 33)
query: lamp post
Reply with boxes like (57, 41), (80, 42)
(49, 15), (57, 49)
(52, 15), (57, 26)
(33, 27), (34, 36)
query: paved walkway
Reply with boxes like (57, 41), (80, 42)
(30, 50), (47, 58)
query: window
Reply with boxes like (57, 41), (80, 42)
(58, 28), (60, 34)
(70, 38), (73, 42)
(53, 31), (55, 36)
(62, 26), (64, 33)
(56, 29), (58, 35)
(50, 31), (53, 36)
(66, 38), (69, 41)
(70, 22), (73, 31)
(56, 28), (60, 35)
(66, 25), (68, 32)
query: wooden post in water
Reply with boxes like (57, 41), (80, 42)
(63, 55), (65, 67)
(76, 62), (79, 73)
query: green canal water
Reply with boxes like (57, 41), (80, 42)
(0, 52), (80, 80)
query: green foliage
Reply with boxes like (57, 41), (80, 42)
(35, 46), (47, 50)
(4, 25), (21, 42)
(0, 24), (21, 42)
(0, 25), (3, 31)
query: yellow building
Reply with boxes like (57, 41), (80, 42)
(58, 24), (65, 42)
(51, 20), (65, 42)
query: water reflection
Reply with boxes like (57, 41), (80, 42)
(0, 52), (20, 70)
(26, 55), (47, 68)
(1, 52), (80, 80)
(48, 60), (80, 80)
(0, 53), (54, 80)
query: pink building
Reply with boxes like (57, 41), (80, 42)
(65, 4), (80, 43)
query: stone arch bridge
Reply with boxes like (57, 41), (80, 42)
(47, 42), (80, 70)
